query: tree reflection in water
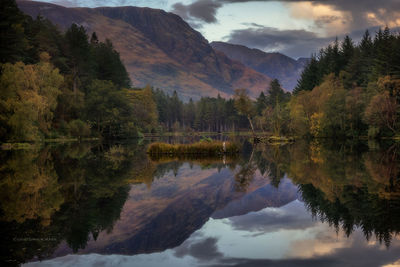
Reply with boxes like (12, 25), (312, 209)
(223, 139), (400, 247)
(0, 143), (138, 265)
(2, 139), (400, 266)
(265, 140), (400, 247)
(292, 141), (400, 247)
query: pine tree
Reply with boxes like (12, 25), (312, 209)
(294, 56), (320, 94)
(65, 24), (91, 94)
(256, 92), (267, 115)
(267, 79), (289, 107)
(91, 39), (130, 88)
(340, 35), (354, 69)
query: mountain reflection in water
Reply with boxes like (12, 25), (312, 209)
(1, 139), (400, 267)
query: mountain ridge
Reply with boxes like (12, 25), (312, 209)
(17, 0), (273, 100)
(211, 41), (309, 91)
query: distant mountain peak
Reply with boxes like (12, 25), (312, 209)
(211, 41), (308, 91)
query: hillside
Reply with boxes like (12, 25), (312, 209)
(211, 41), (308, 91)
(17, 1), (273, 100)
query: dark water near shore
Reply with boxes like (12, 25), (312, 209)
(2, 137), (400, 267)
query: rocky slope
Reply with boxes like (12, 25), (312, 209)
(211, 41), (309, 91)
(17, 1), (273, 100)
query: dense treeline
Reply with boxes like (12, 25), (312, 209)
(233, 28), (400, 139)
(153, 89), (250, 132)
(151, 80), (291, 134)
(289, 28), (400, 138)
(0, 0), (158, 142)
(149, 28), (400, 139)
(4, 0), (400, 141)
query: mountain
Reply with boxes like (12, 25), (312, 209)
(47, 164), (287, 257)
(17, 1), (273, 100)
(297, 57), (310, 66)
(211, 41), (309, 91)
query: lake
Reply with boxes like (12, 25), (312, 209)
(2, 138), (400, 267)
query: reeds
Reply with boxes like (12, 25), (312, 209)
(147, 141), (240, 156)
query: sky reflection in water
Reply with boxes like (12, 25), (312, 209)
(25, 197), (400, 267)
(20, 141), (400, 267)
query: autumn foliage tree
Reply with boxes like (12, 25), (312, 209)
(234, 89), (256, 136)
(0, 53), (63, 141)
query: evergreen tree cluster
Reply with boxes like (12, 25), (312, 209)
(0, 0), (158, 142)
(288, 28), (400, 138)
(153, 89), (250, 132)
(294, 28), (400, 94)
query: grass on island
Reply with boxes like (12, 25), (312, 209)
(147, 141), (240, 156)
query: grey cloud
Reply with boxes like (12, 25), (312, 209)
(226, 26), (332, 58)
(171, 0), (222, 25)
(171, 2), (191, 20)
(225, 23), (400, 58)
(172, 0), (400, 34)
(314, 15), (342, 29)
(170, 0), (295, 27)
(316, 0), (400, 32)
(190, 0), (222, 23)
(224, 0), (400, 31)
(174, 237), (223, 261)
(170, 3), (206, 28)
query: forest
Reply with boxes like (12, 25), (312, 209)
(0, 0), (257, 143)
(0, 0), (158, 142)
(287, 28), (400, 138)
(226, 28), (400, 139)
(2, 0), (400, 143)
(152, 28), (400, 139)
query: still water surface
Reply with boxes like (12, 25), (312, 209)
(2, 138), (400, 266)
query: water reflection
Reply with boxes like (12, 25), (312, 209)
(0, 143), (137, 265)
(1, 139), (400, 266)
(285, 141), (400, 247)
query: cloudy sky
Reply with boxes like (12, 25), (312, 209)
(30, 0), (400, 58)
